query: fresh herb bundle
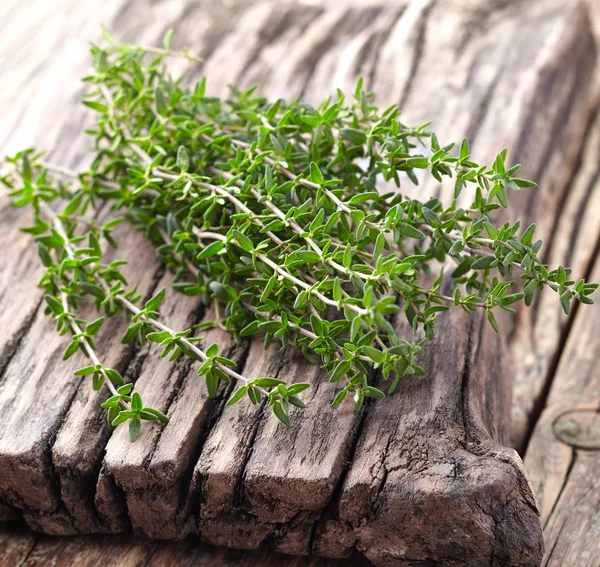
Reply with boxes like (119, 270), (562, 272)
(2, 30), (597, 441)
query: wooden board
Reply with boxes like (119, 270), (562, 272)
(0, 0), (599, 565)
(0, 525), (371, 567)
(523, 117), (600, 567)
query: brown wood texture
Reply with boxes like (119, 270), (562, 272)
(0, 525), (372, 567)
(0, 0), (599, 565)
(523, 116), (600, 567)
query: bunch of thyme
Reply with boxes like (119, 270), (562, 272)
(2, 30), (597, 440)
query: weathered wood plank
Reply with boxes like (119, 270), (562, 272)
(98, 296), (244, 539)
(308, 0), (596, 563)
(0, 218), (160, 534)
(149, 537), (373, 566)
(19, 533), (156, 567)
(0, 526), (372, 567)
(195, 345), (360, 555)
(524, 259), (600, 567)
(0, 0), (598, 565)
(0, 526), (38, 567)
(523, 126), (600, 566)
(0, 0), (238, 535)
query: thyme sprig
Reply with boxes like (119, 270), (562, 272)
(2, 31), (597, 439)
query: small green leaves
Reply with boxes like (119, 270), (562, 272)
(196, 240), (225, 260)
(82, 100), (108, 113)
(177, 146), (190, 173)
(520, 223), (536, 246)
(227, 385), (248, 406)
(155, 86), (169, 115)
(397, 223), (425, 240)
(147, 330), (171, 343)
(273, 399), (291, 426)
(309, 162), (324, 185)
(340, 128), (367, 145)
(512, 178), (537, 189)
(145, 288), (166, 312)
(7, 35), (597, 445)
(45, 294), (64, 316)
(163, 28), (174, 50)
(486, 309), (500, 334)
(459, 138), (469, 161)
(471, 255), (496, 270)
(129, 417), (141, 442)
(233, 230), (254, 252)
(86, 317), (104, 336)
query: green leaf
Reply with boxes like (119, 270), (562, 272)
(45, 294), (65, 315)
(397, 223), (425, 240)
(82, 100), (108, 112)
(147, 330), (171, 343)
(273, 400), (291, 427)
(129, 417), (141, 442)
(74, 365), (97, 376)
(155, 86), (168, 115)
(452, 259), (472, 278)
(227, 385), (248, 406)
(145, 288), (166, 312)
(330, 360), (351, 383)
(63, 340), (80, 361)
(421, 207), (439, 226)
(363, 386), (386, 399)
(253, 377), (286, 388)
(331, 389), (347, 407)
(111, 412), (129, 427)
(233, 230), (254, 252)
(92, 372), (104, 391)
(520, 223), (536, 246)
(486, 309), (500, 334)
(288, 396), (306, 409)
(206, 343), (219, 358)
(348, 192), (379, 206)
(459, 138), (469, 161)
(140, 407), (169, 422)
(310, 162), (324, 185)
(406, 157), (429, 169)
(163, 28), (174, 49)
(484, 222), (498, 239)
(502, 292), (525, 306)
(107, 405), (120, 428)
(287, 383), (311, 396)
(340, 128), (367, 145)
(197, 240), (224, 260)
(122, 322), (141, 344)
(206, 371), (219, 398)
(37, 243), (53, 267)
(105, 368), (125, 386)
(361, 346), (385, 364)
(131, 392), (143, 412)
(85, 317), (105, 336)
(471, 255), (496, 269)
(310, 314), (323, 336)
(177, 145), (190, 173)
(511, 178), (537, 189)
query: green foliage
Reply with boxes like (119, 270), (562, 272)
(1, 32), (597, 440)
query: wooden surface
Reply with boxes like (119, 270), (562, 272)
(522, 112), (600, 566)
(0, 0), (600, 565)
(0, 524), (374, 567)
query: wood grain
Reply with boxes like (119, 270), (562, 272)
(0, 0), (598, 565)
(0, 526), (372, 567)
(523, 120), (600, 566)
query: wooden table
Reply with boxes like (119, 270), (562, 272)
(0, 0), (599, 565)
